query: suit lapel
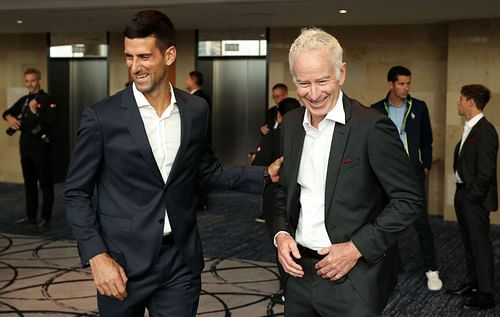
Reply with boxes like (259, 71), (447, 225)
(121, 86), (163, 182)
(165, 88), (191, 188)
(325, 95), (351, 217)
(287, 108), (306, 225)
(458, 117), (484, 161)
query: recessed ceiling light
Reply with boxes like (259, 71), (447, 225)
(16, 20), (23, 24)
(339, 9), (348, 14)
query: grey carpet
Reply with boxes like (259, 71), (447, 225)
(0, 182), (499, 316)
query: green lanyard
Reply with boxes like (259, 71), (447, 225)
(384, 98), (413, 155)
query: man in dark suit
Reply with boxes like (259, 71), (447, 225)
(185, 70), (212, 210)
(64, 10), (281, 316)
(447, 84), (498, 310)
(271, 28), (422, 316)
(372, 65), (442, 291)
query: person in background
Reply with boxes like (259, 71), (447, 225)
(270, 28), (422, 316)
(186, 70), (212, 210)
(447, 84), (497, 310)
(371, 65), (442, 291)
(2, 68), (57, 229)
(251, 97), (301, 304)
(64, 10), (282, 316)
(260, 83), (288, 135)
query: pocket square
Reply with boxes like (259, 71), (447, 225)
(341, 158), (353, 165)
(465, 138), (476, 144)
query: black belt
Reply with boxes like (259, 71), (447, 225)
(297, 244), (324, 260)
(161, 234), (175, 245)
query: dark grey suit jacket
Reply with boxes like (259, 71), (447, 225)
(272, 93), (422, 313)
(64, 85), (264, 279)
(454, 116), (498, 211)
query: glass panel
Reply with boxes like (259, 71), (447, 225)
(50, 32), (108, 58)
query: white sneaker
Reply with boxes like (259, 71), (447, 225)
(426, 270), (443, 291)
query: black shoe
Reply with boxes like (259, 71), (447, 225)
(270, 290), (285, 305)
(16, 217), (37, 225)
(464, 293), (495, 310)
(446, 283), (477, 296)
(255, 214), (266, 223)
(37, 219), (50, 229)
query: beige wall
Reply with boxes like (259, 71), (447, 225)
(0, 34), (48, 182)
(2, 20), (500, 225)
(270, 24), (448, 216)
(444, 19), (500, 224)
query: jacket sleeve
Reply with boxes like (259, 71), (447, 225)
(64, 106), (108, 267)
(351, 116), (423, 264)
(466, 124), (499, 202)
(420, 102), (433, 170)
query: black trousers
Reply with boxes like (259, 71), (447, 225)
(454, 185), (495, 294)
(97, 241), (201, 316)
(20, 147), (53, 221)
(284, 255), (380, 317)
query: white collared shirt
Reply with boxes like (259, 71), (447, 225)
(132, 82), (181, 235)
(295, 91), (346, 250)
(455, 112), (484, 183)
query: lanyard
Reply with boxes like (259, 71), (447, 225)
(384, 98), (413, 134)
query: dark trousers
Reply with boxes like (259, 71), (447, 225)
(284, 256), (380, 317)
(97, 242), (201, 316)
(454, 186), (495, 294)
(412, 174), (437, 271)
(20, 149), (53, 221)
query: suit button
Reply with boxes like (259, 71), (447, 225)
(158, 219), (164, 224)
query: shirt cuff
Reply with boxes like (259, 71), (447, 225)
(273, 231), (291, 247)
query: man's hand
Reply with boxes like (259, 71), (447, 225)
(315, 241), (361, 281)
(5, 114), (21, 130)
(260, 124), (270, 135)
(89, 252), (128, 301)
(276, 232), (304, 278)
(268, 156), (284, 182)
(28, 99), (39, 114)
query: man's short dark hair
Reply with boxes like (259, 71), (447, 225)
(272, 83), (288, 92)
(461, 84), (491, 110)
(24, 68), (41, 80)
(278, 97), (300, 116)
(123, 10), (175, 52)
(189, 71), (203, 87)
(387, 66), (411, 82)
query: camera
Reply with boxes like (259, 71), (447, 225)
(30, 124), (51, 144)
(6, 127), (17, 136)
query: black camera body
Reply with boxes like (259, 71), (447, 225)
(6, 127), (17, 136)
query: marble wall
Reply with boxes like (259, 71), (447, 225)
(0, 34), (48, 182)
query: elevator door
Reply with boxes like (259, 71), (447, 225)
(48, 59), (108, 182)
(198, 58), (266, 166)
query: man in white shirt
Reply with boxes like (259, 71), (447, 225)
(447, 84), (498, 310)
(270, 28), (422, 316)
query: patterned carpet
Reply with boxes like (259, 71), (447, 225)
(0, 182), (499, 316)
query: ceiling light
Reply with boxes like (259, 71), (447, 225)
(339, 9), (348, 14)
(16, 20), (23, 24)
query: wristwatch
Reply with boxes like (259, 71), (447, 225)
(264, 169), (273, 184)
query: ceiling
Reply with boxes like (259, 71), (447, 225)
(1, 0), (499, 33)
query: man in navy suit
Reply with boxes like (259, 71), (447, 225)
(64, 10), (281, 316)
(372, 66), (442, 291)
(447, 84), (498, 310)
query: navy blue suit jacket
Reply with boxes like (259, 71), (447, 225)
(64, 85), (264, 278)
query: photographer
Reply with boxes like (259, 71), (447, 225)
(2, 68), (57, 228)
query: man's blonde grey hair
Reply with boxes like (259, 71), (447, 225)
(288, 27), (343, 80)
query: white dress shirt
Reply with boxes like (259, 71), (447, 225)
(295, 91), (346, 250)
(132, 82), (181, 235)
